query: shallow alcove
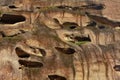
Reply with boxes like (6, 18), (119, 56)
(0, 31), (5, 37)
(56, 5), (71, 9)
(38, 48), (46, 56)
(48, 75), (66, 80)
(87, 21), (96, 27)
(62, 22), (78, 29)
(18, 60), (43, 68)
(113, 65), (120, 71)
(8, 5), (17, 9)
(0, 14), (26, 24)
(15, 47), (30, 58)
(36, 6), (41, 9)
(63, 22), (78, 26)
(98, 25), (106, 29)
(83, 3), (105, 10)
(92, 4), (105, 10)
(72, 6), (80, 11)
(53, 18), (60, 24)
(55, 47), (75, 54)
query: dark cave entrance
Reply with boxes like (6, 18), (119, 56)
(74, 35), (91, 42)
(48, 75), (66, 80)
(18, 60), (43, 68)
(8, 5), (17, 9)
(113, 65), (120, 71)
(15, 47), (30, 58)
(0, 14), (26, 24)
(55, 47), (75, 54)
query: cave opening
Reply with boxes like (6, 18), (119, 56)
(15, 47), (30, 58)
(82, 3), (105, 10)
(92, 4), (105, 10)
(74, 35), (91, 42)
(0, 14), (26, 24)
(8, 5), (17, 8)
(18, 60), (43, 68)
(69, 26), (76, 29)
(48, 75), (66, 80)
(113, 65), (120, 71)
(55, 47), (75, 54)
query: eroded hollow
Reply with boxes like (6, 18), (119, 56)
(87, 21), (96, 27)
(98, 25), (106, 29)
(74, 35), (91, 42)
(81, 3), (105, 10)
(9, 5), (17, 8)
(38, 48), (46, 56)
(18, 60), (43, 68)
(55, 47), (75, 54)
(62, 22), (78, 29)
(113, 65), (120, 71)
(53, 18), (60, 24)
(15, 47), (30, 58)
(56, 5), (72, 9)
(0, 14), (26, 24)
(48, 75), (66, 80)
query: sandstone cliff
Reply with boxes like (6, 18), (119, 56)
(0, 0), (120, 80)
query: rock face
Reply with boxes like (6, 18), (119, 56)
(0, 0), (120, 80)
(102, 0), (120, 21)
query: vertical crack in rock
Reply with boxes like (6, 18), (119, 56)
(77, 49), (85, 80)
(91, 44), (100, 78)
(15, 47), (30, 58)
(80, 46), (90, 80)
(107, 45), (116, 80)
(101, 49), (110, 80)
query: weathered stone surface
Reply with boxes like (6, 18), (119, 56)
(0, 0), (120, 80)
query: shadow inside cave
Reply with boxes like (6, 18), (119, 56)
(74, 35), (91, 42)
(48, 75), (66, 80)
(0, 14), (26, 24)
(55, 47), (75, 54)
(18, 60), (43, 68)
(15, 47), (30, 58)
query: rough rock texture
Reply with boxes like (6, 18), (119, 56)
(102, 0), (120, 21)
(0, 0), (120, 80)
